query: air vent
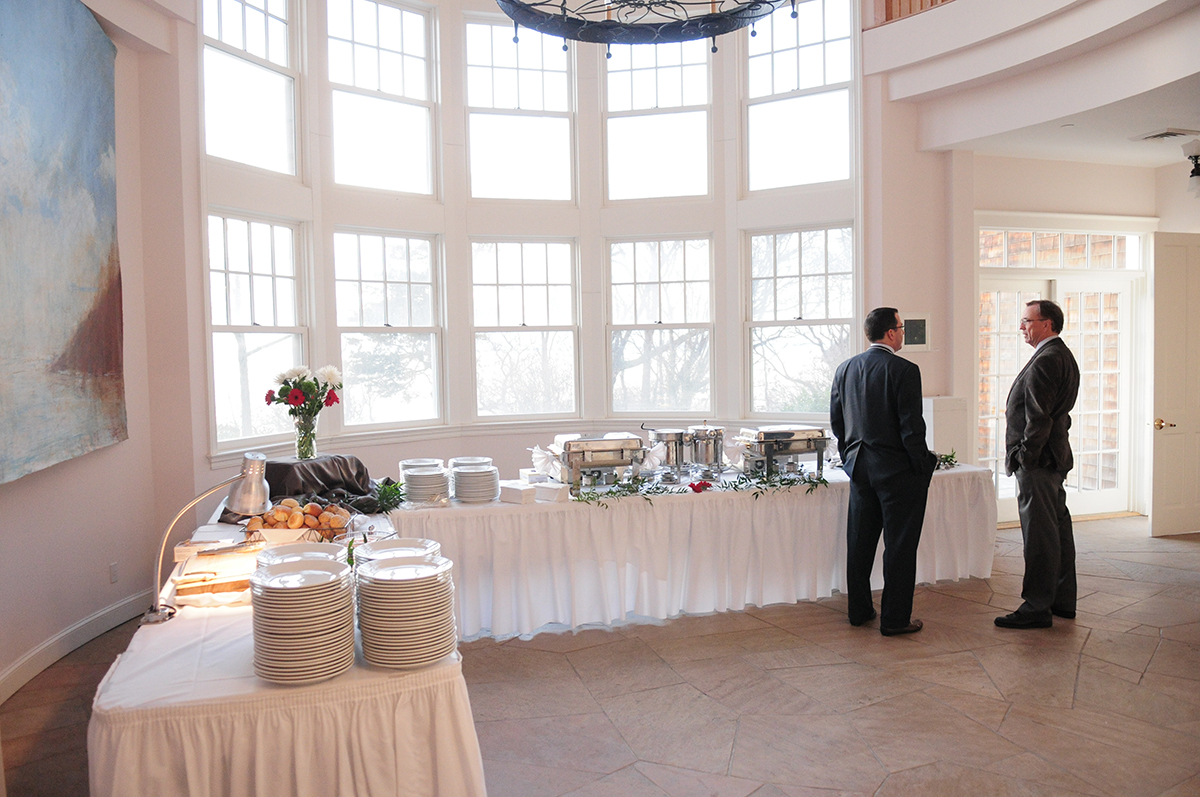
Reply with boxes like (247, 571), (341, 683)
(1134, 128), (1200, 141)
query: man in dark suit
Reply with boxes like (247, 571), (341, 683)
(830, 308), (937, 636)
(996, 299), (1081, 629)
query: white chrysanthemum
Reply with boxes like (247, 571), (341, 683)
(316, 365), (342, 386)
(275, 366), (312, 385)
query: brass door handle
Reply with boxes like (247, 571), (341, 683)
(1153, 418), (1177, 430)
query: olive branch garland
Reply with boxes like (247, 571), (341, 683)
(572, 470), (830, 507)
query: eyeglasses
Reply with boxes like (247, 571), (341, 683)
(1019, 317), (1046, 326)
(892, 324), (904, 330)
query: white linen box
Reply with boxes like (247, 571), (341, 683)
(535, 482), (570, 502)
(519, 468), (549, 483)
(499, 480), (538, 504)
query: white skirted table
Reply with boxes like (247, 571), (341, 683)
(87, 606), (486, 797)
(390, 465), (997, 639)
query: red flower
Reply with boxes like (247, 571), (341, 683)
(265, 390), (275, 405)
(324, 389), (340, 407)
(286, 388), (306, 406)
(688, 481), (712, 493)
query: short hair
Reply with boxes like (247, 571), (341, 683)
(1026, 300), (1064, 334)
(864, 307), (899, 342)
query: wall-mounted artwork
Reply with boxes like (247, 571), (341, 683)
(0, 0), (126, 486)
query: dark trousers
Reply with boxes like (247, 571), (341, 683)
(1015, 467), (1076, 620)
(846, 466), (931, 629)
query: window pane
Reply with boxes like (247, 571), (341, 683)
(608, 111), (708, 200)
(341, 331), (438, 424)
(203, 47), (295, 174)
(750, 323), (852, 412)
(212, 331), (301, 441)
(333, 90), (431, 194)
(748, 90), (848, 190)
(476, 331), (575, 415)
(611, 328), (711, 412)
(469, 114), (572, 200)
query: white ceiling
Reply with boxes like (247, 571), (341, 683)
(946, 71), (1200, 169)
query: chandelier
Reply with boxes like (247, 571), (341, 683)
(496, 0), (796, 50)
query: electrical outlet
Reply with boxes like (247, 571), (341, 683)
(109, 562), (119, 584)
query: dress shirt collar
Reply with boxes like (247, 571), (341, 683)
(1035, 333), (1060, 353)
(869, 342), (895, 354)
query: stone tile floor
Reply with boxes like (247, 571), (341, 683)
(3, 515), (1198, 796)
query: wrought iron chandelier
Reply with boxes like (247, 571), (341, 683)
(496, 0), (796, 50)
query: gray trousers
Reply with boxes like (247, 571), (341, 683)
(1015, 467), (1076, 620)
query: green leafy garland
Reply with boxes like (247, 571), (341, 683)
(572, 469), (829, 507)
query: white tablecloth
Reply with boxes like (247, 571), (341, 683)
(87, 606), (486, 797)
(390, 465), (997, 639)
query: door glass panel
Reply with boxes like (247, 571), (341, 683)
(977, 289), (1040, 499)
(1061, 290), (1121, 491)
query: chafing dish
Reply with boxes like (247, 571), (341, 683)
(735, 425), (830, 477)
(556, 433), (646, 495)
(687, 424), (725, 479)
(643, 426), (689, 483)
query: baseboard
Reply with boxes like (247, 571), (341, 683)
(0, 590), (151, 705)
(998, 511), (1143, 531)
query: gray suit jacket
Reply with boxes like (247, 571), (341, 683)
(1005, 337), (1080, 475)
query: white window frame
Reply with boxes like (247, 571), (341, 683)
(606, 236), (715, 417)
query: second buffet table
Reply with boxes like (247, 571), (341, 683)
(88, 606), (487, 797)
(390, 464), (997, 638)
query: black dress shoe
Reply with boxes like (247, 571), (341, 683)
(1052, 608), (1076, 619)
(880, 619), (923, 636)
(994, 612), (1052, 629)
(850, 609), (877, 627)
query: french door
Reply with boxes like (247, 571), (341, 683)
(979, 276), (1133, 521)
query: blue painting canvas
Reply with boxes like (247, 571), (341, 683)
(0, 0), (126, 485)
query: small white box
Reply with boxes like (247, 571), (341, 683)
(499, 480), (538, 504)
(519, 468), (549, 483)
(535, 482), (570, 502)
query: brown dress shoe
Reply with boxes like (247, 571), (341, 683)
(880, 619), (923, 636)
(994, 612), (1052, 629)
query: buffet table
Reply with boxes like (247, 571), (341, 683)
(390, 465), (997, 639)
(87, 606), (486, 797)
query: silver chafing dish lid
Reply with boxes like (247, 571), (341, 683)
(561, 432), (644, 452)
(646, 427), (688, 442)
(738, 425), (827, 442)
(687, 424), (724, 438)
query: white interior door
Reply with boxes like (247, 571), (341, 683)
(1150, 233), (1200, 536)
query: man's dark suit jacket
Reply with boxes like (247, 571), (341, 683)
(830, 346), (935, 481)
(1005, 337), (1080, 475)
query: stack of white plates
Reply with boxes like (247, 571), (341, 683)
(357, 556), (458, 669)
(257, 541), (343, 568)
(452, 465), (500, 503)
(400, 458), (443, 478)
(403, 467), (450, 503)
(448, 456), (492, 469)
(251, 560), (355, 684)
(355, 537), (441, 565)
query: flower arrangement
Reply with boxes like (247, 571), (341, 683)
(265, 365), (343, 459)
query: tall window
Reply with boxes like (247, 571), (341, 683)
(202, 0), (296, 174)
(208, 214), (302, 442)
(748, 227), (853, 413)
(328, 0), (432, 194)
(333, 231), (440, 425)
(610, 239), (711, 412)
(466, 24), (572, 200)
(745, 0), (851, 190)
(606, 41), (709, 200)
(472, 241), (576, 415)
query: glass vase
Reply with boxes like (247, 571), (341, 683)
(294, 413), (318, 460)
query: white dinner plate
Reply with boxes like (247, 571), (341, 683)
(251, 559), (352, 591)
(356, 556), (452, 583)
(257, 542), (344, 567)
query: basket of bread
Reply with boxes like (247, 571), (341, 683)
(244, 497), (359, 542)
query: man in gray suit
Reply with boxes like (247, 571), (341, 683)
(996, 299), (1081, 629)
(831, 308), (937, 636)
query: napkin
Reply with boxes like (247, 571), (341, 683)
(499, 480), (538, 504)
(529, 445), (565, 482)
(535, 482), (570, 502)
(642, 441), (667, 470)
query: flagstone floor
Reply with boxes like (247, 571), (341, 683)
(3, 515), (1199, 796)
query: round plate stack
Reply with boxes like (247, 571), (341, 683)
(451, 465), (500, 503)
(402, 467), (449, 503)
(356, 556), (458, 669)
(256, 541), (344, 567)
(250, 560), (355, 684)
(355, 537), (441, 566)
(400, 458), (444, 476)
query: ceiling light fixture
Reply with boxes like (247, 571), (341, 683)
(1183, 138), (1200, 198)
(497, 0), (792, 52)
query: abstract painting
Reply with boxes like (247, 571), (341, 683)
(0, 0), (126, 486)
